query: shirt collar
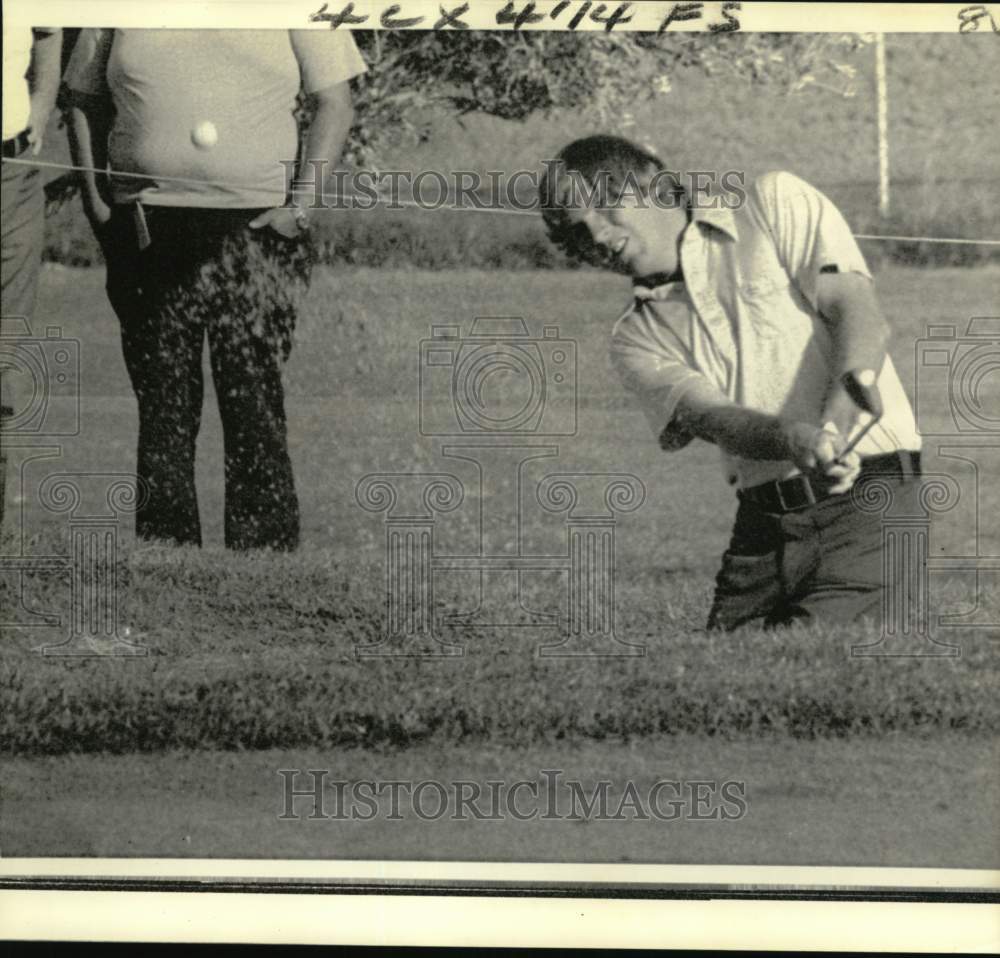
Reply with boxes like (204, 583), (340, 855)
(632, 203), (738, 302)
(692, 204), (739, 241)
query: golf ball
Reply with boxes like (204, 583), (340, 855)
(191, 121), (218, 150)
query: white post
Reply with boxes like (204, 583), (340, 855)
(875, 34), (890, 218)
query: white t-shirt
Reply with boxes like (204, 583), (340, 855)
(610, 172), (921, 489)
(66, 28), (367, 208)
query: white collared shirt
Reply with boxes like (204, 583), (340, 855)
(610, 171), (921, 488)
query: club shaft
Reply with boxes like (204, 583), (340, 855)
(836, 416), (881, 463)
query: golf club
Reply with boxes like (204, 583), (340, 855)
(836, 367), (884, 462)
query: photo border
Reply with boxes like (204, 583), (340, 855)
(3, 0), (998, 949)
(3, 860), (998, 949)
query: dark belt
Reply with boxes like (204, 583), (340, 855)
(2, 131), (31, 159)
(739, 450), (922, 514)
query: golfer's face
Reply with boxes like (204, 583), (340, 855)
(570, 201), (678, 279)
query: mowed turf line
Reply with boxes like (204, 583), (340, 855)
(2, 264), (999, 759)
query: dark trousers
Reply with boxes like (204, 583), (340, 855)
(707, 458), (923, 631)
(100, 204), (313, 550)
(1, 141), (44, 528)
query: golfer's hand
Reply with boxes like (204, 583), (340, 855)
(783, 421), (861, 495)
(249, 207), (305, 239)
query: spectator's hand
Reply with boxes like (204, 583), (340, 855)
(782, 420), (861, 495)
(249, 207), (306, 239)
(84, 196), (112, 234)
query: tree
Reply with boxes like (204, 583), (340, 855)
(338, 31), (870, 165)
(46, 30), (868, 209)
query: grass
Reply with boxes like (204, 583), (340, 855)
(2, 263), (998, 756)
(38, 35), (1000, 270)
(7, 734), (997, 863)
(42, 183), (999, 272)
(2, 537), (997, 756)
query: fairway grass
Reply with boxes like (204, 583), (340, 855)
(3, 735), (997, 865)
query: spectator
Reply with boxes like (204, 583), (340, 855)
(65, 29), (365, 549)
(2, 23), (62, 527)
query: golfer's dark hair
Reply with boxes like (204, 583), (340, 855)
(539, 135), (684, 267)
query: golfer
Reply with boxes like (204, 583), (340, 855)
(64, 29), (366, 550)
(541, 136), (923, 629)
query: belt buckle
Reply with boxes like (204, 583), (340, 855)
(776, 475), (816, 512)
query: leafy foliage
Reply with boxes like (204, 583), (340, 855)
(338, 32), (872, 164)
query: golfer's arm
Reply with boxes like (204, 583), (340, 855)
(671, 380), (795, 462)
(293, 81), (353, 206)
(815, 272), (890, 426)
(66, 92), (114, 218)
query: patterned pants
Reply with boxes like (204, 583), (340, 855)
(100, 204), (313, 551)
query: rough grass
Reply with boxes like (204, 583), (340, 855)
(2, 540), (998, 756)
(3, 264), (998, 757)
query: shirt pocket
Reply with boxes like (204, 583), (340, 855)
(734, 271), (795, 338)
